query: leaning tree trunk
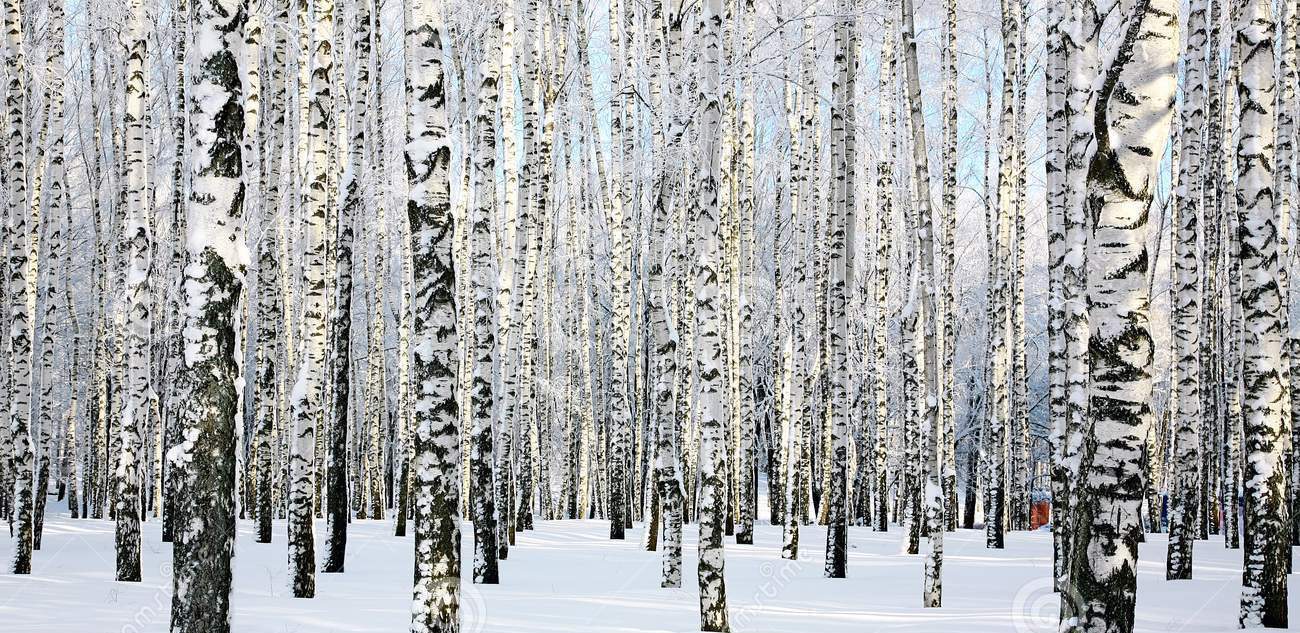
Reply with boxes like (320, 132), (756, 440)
(167, 0), (246, 630)
(1060, 0), (1178, 631)
(1235, 0), (1290, 626)
(407, 0), (462, 629)
(900, 0), (943, 604)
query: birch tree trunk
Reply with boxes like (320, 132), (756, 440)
(288, 0), (335, 598)
(986, 0), (1018, 552)
(1166, 0), (1207, 582)
(898, 0), (943, 602)
(874, 15), (895, 535)
(5, 0), (34, 576)
(494, 0), (520, 558)
(1061, 0), (1177, 630)
(470, 8), (502, 586)
(1046, 0), (1069, 585)
(735, 0), (757, 548)
(1057, 0), (1098, 590)
(324, 0), (368, 573)
(695, 0), (729, 629)
(649, 1), (682, 588)
(940, 0), (958, 534)
(407, 0), (461, 628)
(168, 0), (247, 628)
(116, 0), (149, 583)
(824, 0), (856, 580)
(161, 0), (189, 544)
(605, 0), (634, 541)
(1235, 0), (1290, 625)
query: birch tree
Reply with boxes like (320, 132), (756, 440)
(823, 0), (856, 581)
(1061, 0), (1178, 631)
(1166, 0), (1206, 582)
(116, 0), (149, 583)
(288, 0), (336, 598)
(407, 0), (461, 628)
(6, 0), (34, 576)
(694, 0), (729, 629)
(470, 7), (502, 585)
(1235, 0), (1290, 625)
(324, 0), (368, 573)
(167, 0), (247, 629)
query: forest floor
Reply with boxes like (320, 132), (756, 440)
(0, 508), (1289, 632)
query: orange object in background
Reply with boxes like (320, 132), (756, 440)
(1030, 500), (1051, 530)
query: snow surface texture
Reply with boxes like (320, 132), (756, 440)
(2, 511), (1289, 633)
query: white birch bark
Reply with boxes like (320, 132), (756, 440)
(407, 0), (461, 628)
(695, 0), (729, 629)
(167, 0), (248, 628)
(5, 0), (34, 576)
(288, 0), (335, 598)
(1060, 0), (1178, 630)
(1166, 0), (1206, 581)
(116, 0), (149, 583)
(1235, 0), (1290, 625)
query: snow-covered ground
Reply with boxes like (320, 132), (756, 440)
(1, 511), (1290, 632)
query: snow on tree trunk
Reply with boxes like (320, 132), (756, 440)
(1045, 0), (1068, 586)
(255, 215), (280, 547)
(494, 0), (521, 558)
(161, 0), (189, 544)
(1235, 0), (1290, 626)
(167, 0), (248, 628)
(1060, 0), (1177, 630)
(407, 0), (461, 628)
(1057, 0), (1098, 590)
(648, 0), (681, 580)
(116, 0), (148, 583)
(1278, 0), (1300, 562)
(986, 0), (1018, 552)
